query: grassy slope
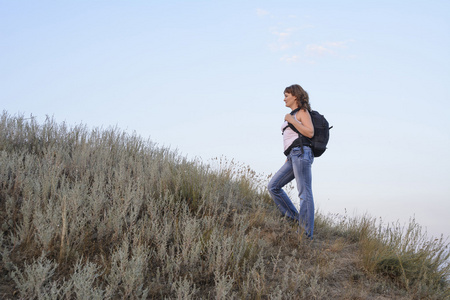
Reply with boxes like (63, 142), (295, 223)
(0, 112), (449, 299)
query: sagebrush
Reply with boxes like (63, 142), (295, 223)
(0, 112), (448, 299)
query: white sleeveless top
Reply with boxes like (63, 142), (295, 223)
(282, 113), (302, 152)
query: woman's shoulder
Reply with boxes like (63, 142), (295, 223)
(296, 108), (310, 116)
(296, 109), (312, 122)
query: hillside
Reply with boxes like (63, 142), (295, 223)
(0, 112), (449, 299)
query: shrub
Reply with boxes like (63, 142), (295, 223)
(0, 111), (448, 299)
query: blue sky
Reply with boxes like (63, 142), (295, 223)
(2, 1), (449, 239)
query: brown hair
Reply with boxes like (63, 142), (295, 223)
(284, 84), (311, 111)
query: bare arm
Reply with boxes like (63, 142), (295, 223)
(284, 109), (314, 138)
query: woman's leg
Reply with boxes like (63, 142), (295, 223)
(291, 147), (314, 238)
(268, 159), (299, 221)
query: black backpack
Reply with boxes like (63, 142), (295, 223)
(308, 110), (332, 157)
(283, 109), (332, 157)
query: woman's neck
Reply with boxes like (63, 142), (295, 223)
(289, 104), (299, 111)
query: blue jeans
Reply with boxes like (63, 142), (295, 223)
(268, 146), (315, 238)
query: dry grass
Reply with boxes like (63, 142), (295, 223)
(0, 112), (449, 299)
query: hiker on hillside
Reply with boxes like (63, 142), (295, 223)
(268, 84), (315, 239)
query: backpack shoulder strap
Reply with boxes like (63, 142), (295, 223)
(290, 108), (301, 115)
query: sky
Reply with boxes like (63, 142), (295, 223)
(1, 1), (449, 240)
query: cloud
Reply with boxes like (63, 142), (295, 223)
(305, 44), (335, 56)
(270, 27), (296, 41)
(280, 55), (300, 63)
(268, 27), (298, 50)
(256, 8), (269, 17)
(305, 40), (354, 57)
(279, 40), (355, 64)
(280, 55), (316, 65)
(257, 9), (354, 63)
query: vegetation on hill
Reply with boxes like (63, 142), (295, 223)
(0, 112), (449, 299)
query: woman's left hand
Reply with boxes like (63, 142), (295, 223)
(285, 114), (294, 123)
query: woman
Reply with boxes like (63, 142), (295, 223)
(268, 84), (315, 239)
